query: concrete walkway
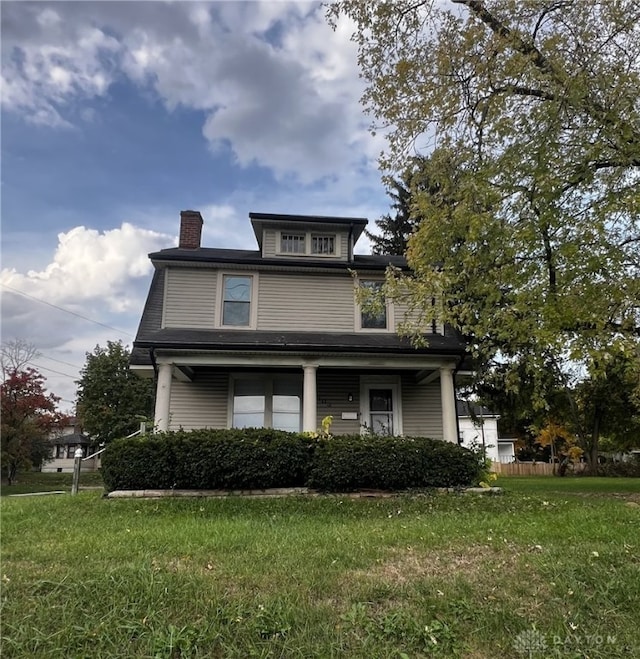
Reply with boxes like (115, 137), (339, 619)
(7, 490), (66, 497)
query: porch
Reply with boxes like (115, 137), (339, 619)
(147, 352), (460, 442)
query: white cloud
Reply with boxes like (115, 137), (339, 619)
(1, 10), (121, 127)
(1, 223), (172, 312)
(1, 2), (380, 183)
(1, 221), (173, 405)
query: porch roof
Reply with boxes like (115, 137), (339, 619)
(131, 328), (466, 366)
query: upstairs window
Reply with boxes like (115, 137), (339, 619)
(280, 233), (305, 254)
(360, 281), (387, 329)
(311, 234), (335, 255)
(222, 275), (252, 326)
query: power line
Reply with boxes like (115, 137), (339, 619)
(38, 354), (83, 370)
(29, 361), (78, 380)
(1, 283), (135, 338)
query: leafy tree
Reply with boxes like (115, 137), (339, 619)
(330, 0), (640, 471)
(76, 341), (155, 444)
(573, 349), (640, 464)
(1, 368), (65, 484)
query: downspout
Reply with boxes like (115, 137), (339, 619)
(149, 347), (159, 379)
(149, 347), (159, 433)
(348, 222), (354, 262)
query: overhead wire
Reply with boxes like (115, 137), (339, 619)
(29, 362), (78, 380)
(1, 283), (135, 338)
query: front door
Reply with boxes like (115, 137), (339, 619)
(361, 379), (401, 435)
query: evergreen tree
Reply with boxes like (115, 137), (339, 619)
(367, 173), (414, 255)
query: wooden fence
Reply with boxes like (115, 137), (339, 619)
(491, 461), (555, 476)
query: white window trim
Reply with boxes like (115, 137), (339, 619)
(274, 230), (342, 258)
(359, 375), (403, 436)
(216, 271), (259, 330)
(227, 373), (303, 430)
(354, 277), (395, 333)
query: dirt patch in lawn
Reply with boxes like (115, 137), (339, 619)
(355, 544), (518, 586)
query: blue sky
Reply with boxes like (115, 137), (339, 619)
(1, 1), (392, 407)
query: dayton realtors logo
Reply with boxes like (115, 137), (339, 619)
(513, 629), (619, 656)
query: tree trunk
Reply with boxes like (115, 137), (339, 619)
(7, 462), (17, 485)
(587, 414), (601, 475)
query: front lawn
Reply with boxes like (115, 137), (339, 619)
(495, 475), (640, 494)
(1, 471), (104, 496)
(1, 479), (638, 658)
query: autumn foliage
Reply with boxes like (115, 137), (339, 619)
(1, 368), (66, 484)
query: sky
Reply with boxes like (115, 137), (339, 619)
(1, 1), (393, 410)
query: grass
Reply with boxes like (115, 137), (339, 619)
(1, 471), (104, 496)
(496, 475), (640, 494)
(1, 478), (639, 658)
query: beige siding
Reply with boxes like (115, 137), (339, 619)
(340, 231), (349, 257)
(401, 376), (443, 439)
(163, 268), (216, 329)
(169, 370), (228, 430)
(317, 370), (361, 435)
(394, 295), (444, 335)
(258, 272), (356, 331)
(263, 229), (277, 257)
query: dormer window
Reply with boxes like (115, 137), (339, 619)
(280, 233), (305, 254)
(311, 234), (335, 255)
(275, 231), (340, 258)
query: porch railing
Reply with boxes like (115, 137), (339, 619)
(82, 422), (148, 462)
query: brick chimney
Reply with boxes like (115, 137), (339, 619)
(179, 210), (203, 249)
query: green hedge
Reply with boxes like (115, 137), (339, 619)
(597, 460), (640, 478)
(308, 435), (482, 491)
(101, 428), (313, 492)
(101, 429), (483, 492)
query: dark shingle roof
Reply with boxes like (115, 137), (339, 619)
(131, 328), (466, 365)
(148, 247), (408, 270)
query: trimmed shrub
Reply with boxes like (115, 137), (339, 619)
(101, 429), (483, 492)
(101, 435), (176, 491)
(171, 428), (313, 490)
(102, 428), (314, 492)
(598, 459), (640, 478)
(308, 435), (482, 492)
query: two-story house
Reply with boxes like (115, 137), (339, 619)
(130, 211), (467, 441)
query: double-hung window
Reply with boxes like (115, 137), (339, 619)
(360, 281), (387, 329)
(222, 275), (252, 326)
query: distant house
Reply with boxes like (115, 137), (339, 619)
(456, 401), (516, 463)
(130, 210), (471, 440)
(42, 417), (100, 473)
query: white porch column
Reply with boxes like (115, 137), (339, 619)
(440, 366), (457, 443)
(302, 364), (318, 432)
(154, 363), (173, 432)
